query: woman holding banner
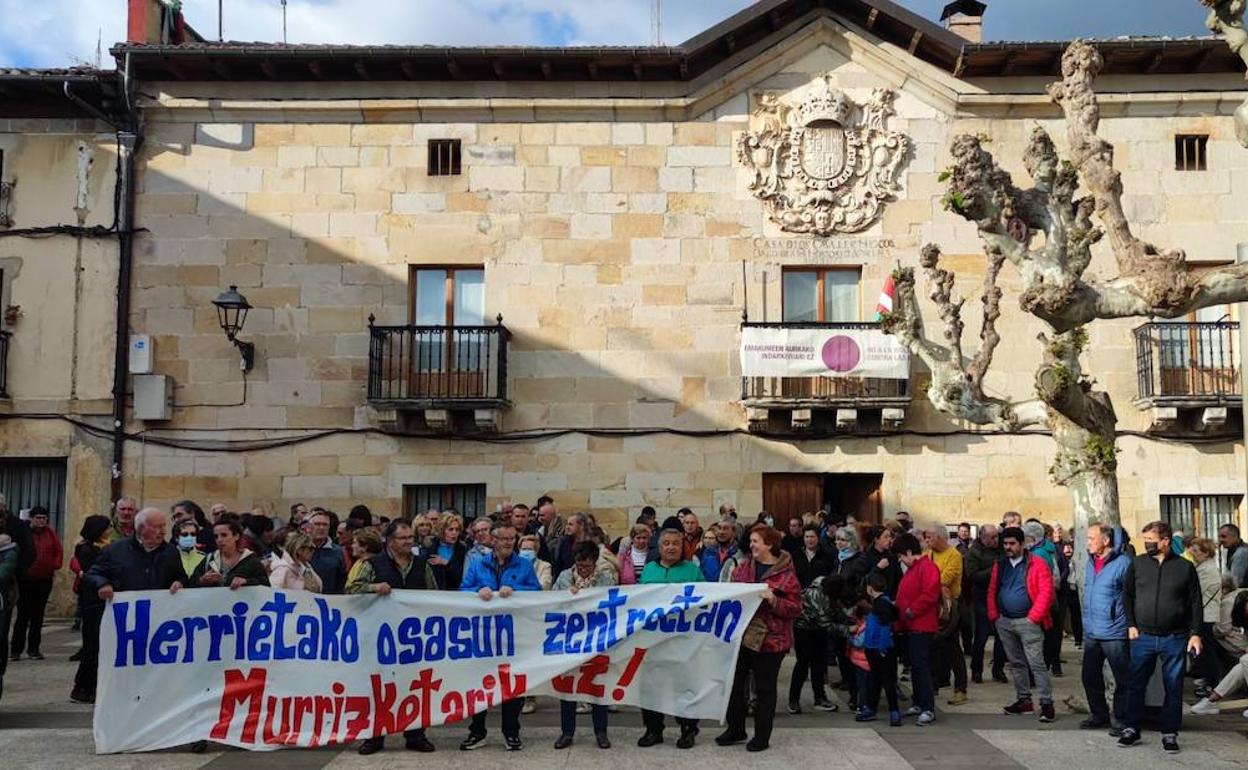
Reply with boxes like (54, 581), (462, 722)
(553, 541), (616, 750)
(428, 513), (468, 590)
(269, 532), (324, 592)
(195, 520), (269, 590)
(718, 524), (802, 752)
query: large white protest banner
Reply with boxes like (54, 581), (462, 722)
(93, 584), (764, 753)
(739, 325), (909, 380)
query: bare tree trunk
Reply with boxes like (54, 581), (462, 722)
(1202, 0), (1248, 147)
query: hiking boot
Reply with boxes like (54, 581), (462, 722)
(358, 738), (385, 755)
(637, 731), (663, 748)
(676, 724), (698, 749)
(947, 691), (968, 706)
(1003, 698), (1034, 715)
(554, 735), (574, 750)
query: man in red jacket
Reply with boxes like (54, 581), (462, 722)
(987, 526), (1056, 722)
(10, 507), (62, 660)
(893, 532), (940, 726)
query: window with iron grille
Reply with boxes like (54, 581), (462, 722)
(405, 483), (487, 523)
(1161, 494), (1242, 569)
(0, 457), (68, 537)
(1174, 134), (1208, 171)
(427, 139), (462, 176)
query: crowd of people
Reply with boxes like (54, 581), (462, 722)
(0, 492), (1247, 755)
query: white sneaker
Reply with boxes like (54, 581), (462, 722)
(576, 702), (591, 714)
(905, 705), (922, 717)
(1189, 698), (1219, 715)
(521, 697), (536, 715)
(917, 711), (935, 726)
(1242, 707), (1248, 719)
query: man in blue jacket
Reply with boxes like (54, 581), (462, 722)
(1079, 523), (1132, 734)
(459, 523), (540, 751)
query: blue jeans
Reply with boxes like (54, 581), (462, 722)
(559, 701), (607, 737)
(1081, 638), (1130, 727)
(1125, 633), (1186, 736)
(907, 632), (935, 712)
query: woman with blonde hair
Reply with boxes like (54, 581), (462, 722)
(269, 532), (324, 592)
(429, 513), (468, 590)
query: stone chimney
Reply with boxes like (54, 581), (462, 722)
(127, 0), (198, 44)
(940, 0), (986, 44)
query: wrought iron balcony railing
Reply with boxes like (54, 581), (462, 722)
(367, 318), (509, 408)
(1134, 321), (1239, 404)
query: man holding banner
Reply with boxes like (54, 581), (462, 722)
(72, 507), (176, 706)
(638, 527), (705, 749)
(350, 519), (440, 755)
(458, 523), (541, 751)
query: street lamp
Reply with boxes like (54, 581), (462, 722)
(212, 285), (255, 373)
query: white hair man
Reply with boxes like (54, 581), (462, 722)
(72, 507), (175, 705)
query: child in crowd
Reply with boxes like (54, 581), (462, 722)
(857, 572), (902, 726)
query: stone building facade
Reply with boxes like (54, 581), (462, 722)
(2, 1), (1247, 609)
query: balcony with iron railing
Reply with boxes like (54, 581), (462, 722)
(1134, 321), (1240, 433)
(366, 316), (509, 431)
(1134, 321), (1240, 405)
(740, 321), (910, 432)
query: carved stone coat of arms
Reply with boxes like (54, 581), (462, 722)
(737, 76), (910, 236)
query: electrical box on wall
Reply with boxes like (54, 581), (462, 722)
(129, 334), (153, 374)
(133, 374), (172, 421)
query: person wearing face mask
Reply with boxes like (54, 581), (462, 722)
(166, 521), (208, 587)
(517, 534), (552, 590)
(1117, 521), (1203, 753)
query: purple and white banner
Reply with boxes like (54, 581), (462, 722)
(739, 326), (909, 380)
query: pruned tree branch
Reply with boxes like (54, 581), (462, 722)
(936, 39), (1248, 333)
(881, 245), (1045, 430)
(1202, 0), (1248, 147)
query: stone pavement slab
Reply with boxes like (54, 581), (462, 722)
(976, 728), (1248, 769)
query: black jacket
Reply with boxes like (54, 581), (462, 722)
(793, 546), (834, 588)
(81, 536), (177, 609)
(866, 547), (902, 598)
(1123, 552), (1202, 638)
(428, 541), (468, 591)
(834, 551), (872, 590)
(3, 512), (35, 576)
(372, 550), (438, 591)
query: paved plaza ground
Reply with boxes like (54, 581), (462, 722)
(3, 621), (1247, 769)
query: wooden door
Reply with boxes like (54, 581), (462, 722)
(826, 473), (883, 525)
(763, 473), (824, 531)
